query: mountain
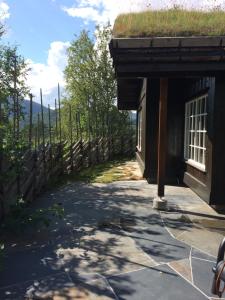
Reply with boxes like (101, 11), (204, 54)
(22, 99), (49, 116)
(21, 99), (56, 126)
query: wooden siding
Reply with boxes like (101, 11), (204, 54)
(145, 78), (159, 182)
(135, 75), (225, 206)
(210, 77), (225, 206)
(166, 79), (186, 184)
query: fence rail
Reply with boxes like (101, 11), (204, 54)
(0, 135), (135, 220)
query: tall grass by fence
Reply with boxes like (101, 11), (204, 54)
(0, 135), (135, 220)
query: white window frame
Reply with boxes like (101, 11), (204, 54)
(137, 108), (142, 151)
(184, 94), (208, 172)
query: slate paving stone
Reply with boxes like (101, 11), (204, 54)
(0, 284), (25, 300)
(191, 256), (218, 298)
(0, 272), (71, 300)
(0, 272), (116, 299)
(192, 248), (216, 261)
(56, 230), (157, 277)
(160, 210), (194, 239)
(169, 258), (192, 282)
(1, 180), (223, 299)
(177, 226), (222, 257)
(108, 265), (208, 300)
(125, 218), (190, 263)
(0, 244), (60, 288)
(67, 275), (116, 300)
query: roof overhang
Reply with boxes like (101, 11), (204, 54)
(110, 36), (225, 109)
(110, 37), (225, 78)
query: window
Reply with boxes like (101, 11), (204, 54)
(184, 94), (207, 171)
(137, 109), (142, 151)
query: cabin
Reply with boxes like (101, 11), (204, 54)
(110, 10), (225, 208)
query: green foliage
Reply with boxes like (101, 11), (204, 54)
(0, 45), (30, 157)
(1, 199), (65, 235)
(0, 46), (30, 205)
(113, 8), (225, 38)
(63, 25), (133, 141)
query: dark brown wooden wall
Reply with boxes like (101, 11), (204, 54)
(136, 76), (225, 206)
(166, 79), (186, 184)
(210, 77), (225, 206)
(144, 78), (187, 184)
(145, 78), (159, 181)
(137, 78), (185, 183)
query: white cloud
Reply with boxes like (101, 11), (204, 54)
(27, 41), (70, 105)
(0, 1), (10, 21)
(63, 0), (225, 25)
(64, 6), (102, 22)
(62, 0), (151, 25)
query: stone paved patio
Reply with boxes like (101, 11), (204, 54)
(1, 178), (225, 299)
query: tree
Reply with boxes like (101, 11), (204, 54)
(0, 45), (30, 151)
(0, 18), (5, 38)
(64, 25), (131, 141)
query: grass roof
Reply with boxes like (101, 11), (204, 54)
(113, 9), (225, 38)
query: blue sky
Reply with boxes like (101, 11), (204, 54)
(0, 0), (224, 105)
(4, 0), (95, 63)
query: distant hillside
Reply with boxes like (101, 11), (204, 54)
(22, 99), (49, 116)
(21, 99), (55, 126)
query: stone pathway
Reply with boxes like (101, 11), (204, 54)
(0, 180), (225, 299)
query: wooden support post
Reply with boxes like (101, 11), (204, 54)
(157, 78), (168, 197)
(153, 78), (168, 210)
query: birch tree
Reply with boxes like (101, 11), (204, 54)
(64, 25), (130, 140)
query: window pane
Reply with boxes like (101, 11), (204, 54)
(184, 94), (207, 169)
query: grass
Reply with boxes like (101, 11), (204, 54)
(113, 9), (225, 38)
(63, 158), (140, 184)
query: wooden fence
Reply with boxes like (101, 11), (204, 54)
(0, 135), (135, 220)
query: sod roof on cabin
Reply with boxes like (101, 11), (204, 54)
(113, 9), (225, 38)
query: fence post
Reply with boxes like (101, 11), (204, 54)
(40, 89), (46, 185)
(29, 93), (33, 148)
(80, 139), (84, 169)
(96, 138), (99, 164)
(58, 84), (64, 174)
(33, 148), (37, 198)
(88, 140), (91, 167)
(108, 136), (111, 161)
(55, 98), (58, 142)
(69, 104), (73, 172)
(111, 136), (115, 159)
(120, 135), (124, 156)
